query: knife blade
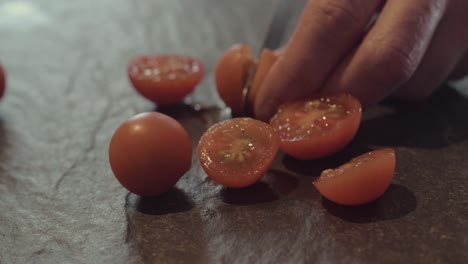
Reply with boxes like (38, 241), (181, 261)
(241, 0), (307, 116)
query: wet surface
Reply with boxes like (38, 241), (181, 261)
(0, 0), (467, 263)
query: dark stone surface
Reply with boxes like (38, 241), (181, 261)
(0, 0), (467, 263)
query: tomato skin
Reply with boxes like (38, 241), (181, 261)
(215, 44), (253, 115)
(109, 112), (192, 196)
(197, 118), (279, 188)
(127, 55), (204, 105)
(270, 93), (362, 160)
(246, 48), (277, 116)
(313, 148), (396, 206)
(0, 64), (5, 99)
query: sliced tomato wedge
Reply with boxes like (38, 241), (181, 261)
(269, 93), (362, 160)
(197, 118), (279, 188)
(313, 148), (396, 206)
(127, 54), (204, 105)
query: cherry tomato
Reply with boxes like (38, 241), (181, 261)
(246, 48), (277, 115)
(313, 148), (396, 206)
(127, 55), (204, 105)
(0, 64), (5, 99)
(109, 112), (192, 196)
(197, 118), (279, 188)
(269, 93), (362, 160)
(215, 44), (279, 116)
(215, 44), (253, 115)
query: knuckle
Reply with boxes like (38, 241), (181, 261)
(315, 0), (363, 31)
(365, 41), (418, 87)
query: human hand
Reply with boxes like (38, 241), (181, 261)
(254, 0), (468, 121)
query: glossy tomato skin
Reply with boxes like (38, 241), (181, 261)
(0, 64), (5, 99)
(109, 112), (192, 196)
(313, 148), (396, 206)
(215, 44), (253, 116)
(270, 93), (362, 160)
(197, 118), (279, 188)
(128, 55), (204, 105)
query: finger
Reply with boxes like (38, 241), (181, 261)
(394, 2), (468, 100)
(322, 0), (447, 107)
(254, 0), (382, 121)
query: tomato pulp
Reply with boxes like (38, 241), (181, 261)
(128, 55), (204, 105)
(270, 93), (362, 160)
(197, 118), (279, 187)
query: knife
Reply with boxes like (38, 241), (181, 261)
(241, 0), (308, 116)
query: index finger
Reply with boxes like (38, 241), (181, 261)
(254, 0), (382, 121)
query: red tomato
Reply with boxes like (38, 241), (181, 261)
(197, 118), (279, 188)
(109, 112), (192, 196)
(313, 148), (396, 206)
(269, 93), (362, 160)
(246, 48), (277, 116)
(127, 55), (204, 105)
(215, 44), (254, 115)
(0, 64), (5, 99)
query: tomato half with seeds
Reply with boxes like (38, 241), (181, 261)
(269, 93), (362, 160)
(109, 112), (192, 196)
(0, 64), (5, 99)
(313, 148), (396, 206)
(128, 55), (204, 105)
(197, 118), (279, 188)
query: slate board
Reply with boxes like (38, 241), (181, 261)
(0, 0), (467, 263)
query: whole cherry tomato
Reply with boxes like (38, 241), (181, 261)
(109, 112), (192, 196)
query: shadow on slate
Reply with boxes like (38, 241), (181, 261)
(263, 169), (300, 196)
(282, 142), (374, 177)
(127, 188), (194, 216)
(322, 184), (417, 223)
(357, 86), (468, 149)
(220, 182), (279, 205)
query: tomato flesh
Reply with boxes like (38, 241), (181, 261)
(128, 55), (204, 105)
(197, 118), (279, 187)
(313, 148), (396, 206)
(109, 112), (192, 196)
(270, 93), (362, 160)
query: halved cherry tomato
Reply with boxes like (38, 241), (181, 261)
(215, 44), (254, 115)
(109, 112), (192, 196)
(197, 118), (279, 188)
(215, 44), (279, 116)
(127, 55), (204, 105)
(313, 148), (396, 206)
(0, 64), (5, 99)
(269, 93), (362, 160)
(246, 48), (277, 116)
